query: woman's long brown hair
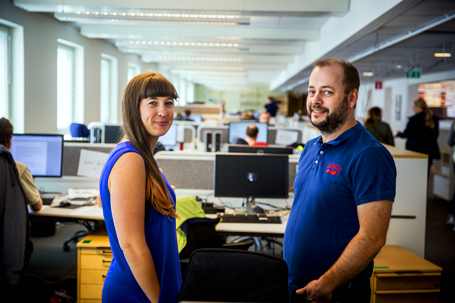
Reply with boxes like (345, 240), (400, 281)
(98, 73), (178, 218)
(414, 99), (435, 129)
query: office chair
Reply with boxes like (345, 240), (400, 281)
(0, 146), (32, 290)
(177, 249), (288, 302)
(70, 123), (90, 138)
(63, 220), (95, 251)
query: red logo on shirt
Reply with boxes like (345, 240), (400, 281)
(326, 163), (342, 175)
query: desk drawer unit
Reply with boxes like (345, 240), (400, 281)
(77, 234), (112, 303)
(371, 246), (442, 303)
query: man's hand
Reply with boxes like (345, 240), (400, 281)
(296, 279), (333, 303)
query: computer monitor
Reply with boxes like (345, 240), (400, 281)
(227, 144), (293, 155)
(189, 114), (203, 122)
(158, 123), (177, 146)
(104, 124), (123, 144)
(10, 134), (64, 177)
(228, 122), (268, 144)
(214, 153), (289, 199)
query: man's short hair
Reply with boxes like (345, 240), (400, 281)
(0, 117), (14, 147)
(246, 125), (259, 138)
(313, 59), (360, 95)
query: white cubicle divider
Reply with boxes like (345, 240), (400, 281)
(160, 122), (196, 151)
(383, 146), (428, 258)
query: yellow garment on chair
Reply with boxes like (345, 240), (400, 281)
(175, 196), (206, 253)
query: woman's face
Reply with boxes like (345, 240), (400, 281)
(139, 96), (174, 140)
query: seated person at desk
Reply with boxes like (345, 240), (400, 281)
(245, 124), (268, 146)
(0, 117), (42, 212)
(259, 111), (271, 125)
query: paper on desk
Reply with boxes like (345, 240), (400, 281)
(77, 149), (109, 178)
(67, 188), (99, 200)
(275, 129), (299, 145)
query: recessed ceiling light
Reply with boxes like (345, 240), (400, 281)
(396, 65), (403, 69)
(434, 53), (451, 58)
(362, 72), (374, 77)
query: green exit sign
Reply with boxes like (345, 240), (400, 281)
(406, 69), (421, 78)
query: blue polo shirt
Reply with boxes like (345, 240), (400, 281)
(283, 122), (396, 291)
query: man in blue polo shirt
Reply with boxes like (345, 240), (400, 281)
(283, 59), (396, 303)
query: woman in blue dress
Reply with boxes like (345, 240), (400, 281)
(98, 72), (182, 302)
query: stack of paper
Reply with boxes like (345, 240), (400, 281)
(67, 188), (99, 203)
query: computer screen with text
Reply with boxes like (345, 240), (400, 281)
(10, 134), (64, 177)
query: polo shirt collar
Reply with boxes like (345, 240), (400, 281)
(314, 121), (363, 146)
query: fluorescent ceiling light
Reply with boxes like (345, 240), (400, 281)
(159, 56), (243, 62)
(117, 40), (240, 48)
(362, 72), (374, 77)
(174, 66), (246, 71)
(54, 12), (250, 25)
(434, 53), (451, 58)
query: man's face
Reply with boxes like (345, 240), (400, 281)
(307, 65), (350, 135)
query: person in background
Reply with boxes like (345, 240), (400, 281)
(445, 119), (455, 230)
(245, 124), (268, 146)
(174, 113), (184, 120)
(221, 100), (226, 114)
(396, 99), (440, 176)
(0, 117), (43, 212)
(284, 59), (396, 303)
(258, 111), (271, 125)
(183, 109), (194, 121)
(98, 73), (182, 303)
(264, 96), (279, 117)
(364, 107), (395, 146)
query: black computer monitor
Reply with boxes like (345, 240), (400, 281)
(10, 134), (64, 177)
(158, 123), (177, 146)
(227, 144), (293, 155)
(104, 124), (123, 144)
(214, 153), (289, 199)
(228, 122), (268, 144)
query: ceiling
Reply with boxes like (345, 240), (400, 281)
(13, 0), (455, 92)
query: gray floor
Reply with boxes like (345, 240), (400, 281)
(21, 191), (455, 302)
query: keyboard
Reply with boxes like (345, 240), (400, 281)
(41, 196), (55, 205)
(218, 213), (281, 224)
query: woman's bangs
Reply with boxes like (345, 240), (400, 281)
(141, 75), (179, 101)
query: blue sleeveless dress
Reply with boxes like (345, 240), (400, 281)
(99, 141), (182, 303)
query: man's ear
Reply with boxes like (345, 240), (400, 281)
(6, 140), (12, 150)
(348, 89), (359, 109)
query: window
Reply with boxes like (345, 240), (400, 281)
(0, 25), (10, 118)
(56, 39), (84, 132)
(100, 54), (118, 123)
(128, 63), (140, 82)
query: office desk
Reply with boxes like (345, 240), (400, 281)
(213, 215), (287, 237)
(31, 204), (104, 221)
(371, 245), (442, 303)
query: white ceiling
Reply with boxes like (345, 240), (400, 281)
(13, 0), (455, 92)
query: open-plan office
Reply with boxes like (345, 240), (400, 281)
(1, 0), (455, 302)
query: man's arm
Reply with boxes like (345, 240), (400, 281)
(298, 200), (393, 302)
(30, 197), (43, 212)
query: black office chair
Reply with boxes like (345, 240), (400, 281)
(0, 146), (33, 294)
(177, 248), (288, 302)
(178, 219), (255, 278)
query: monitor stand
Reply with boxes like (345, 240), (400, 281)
(245, 197), (264, 214)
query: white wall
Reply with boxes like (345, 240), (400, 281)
(0, 1), (158, 133)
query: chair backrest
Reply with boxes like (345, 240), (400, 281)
(70, 123), (90, 138)
(177, 249), (288, 302)
(0, 148), (29, 286)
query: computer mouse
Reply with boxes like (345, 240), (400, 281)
(59, 201), (71, 207)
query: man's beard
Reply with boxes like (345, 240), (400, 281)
(309, 94), (349, 135)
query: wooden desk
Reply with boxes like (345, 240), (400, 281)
(77, 231), (111, 303)
(371, 245), (442, 303)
